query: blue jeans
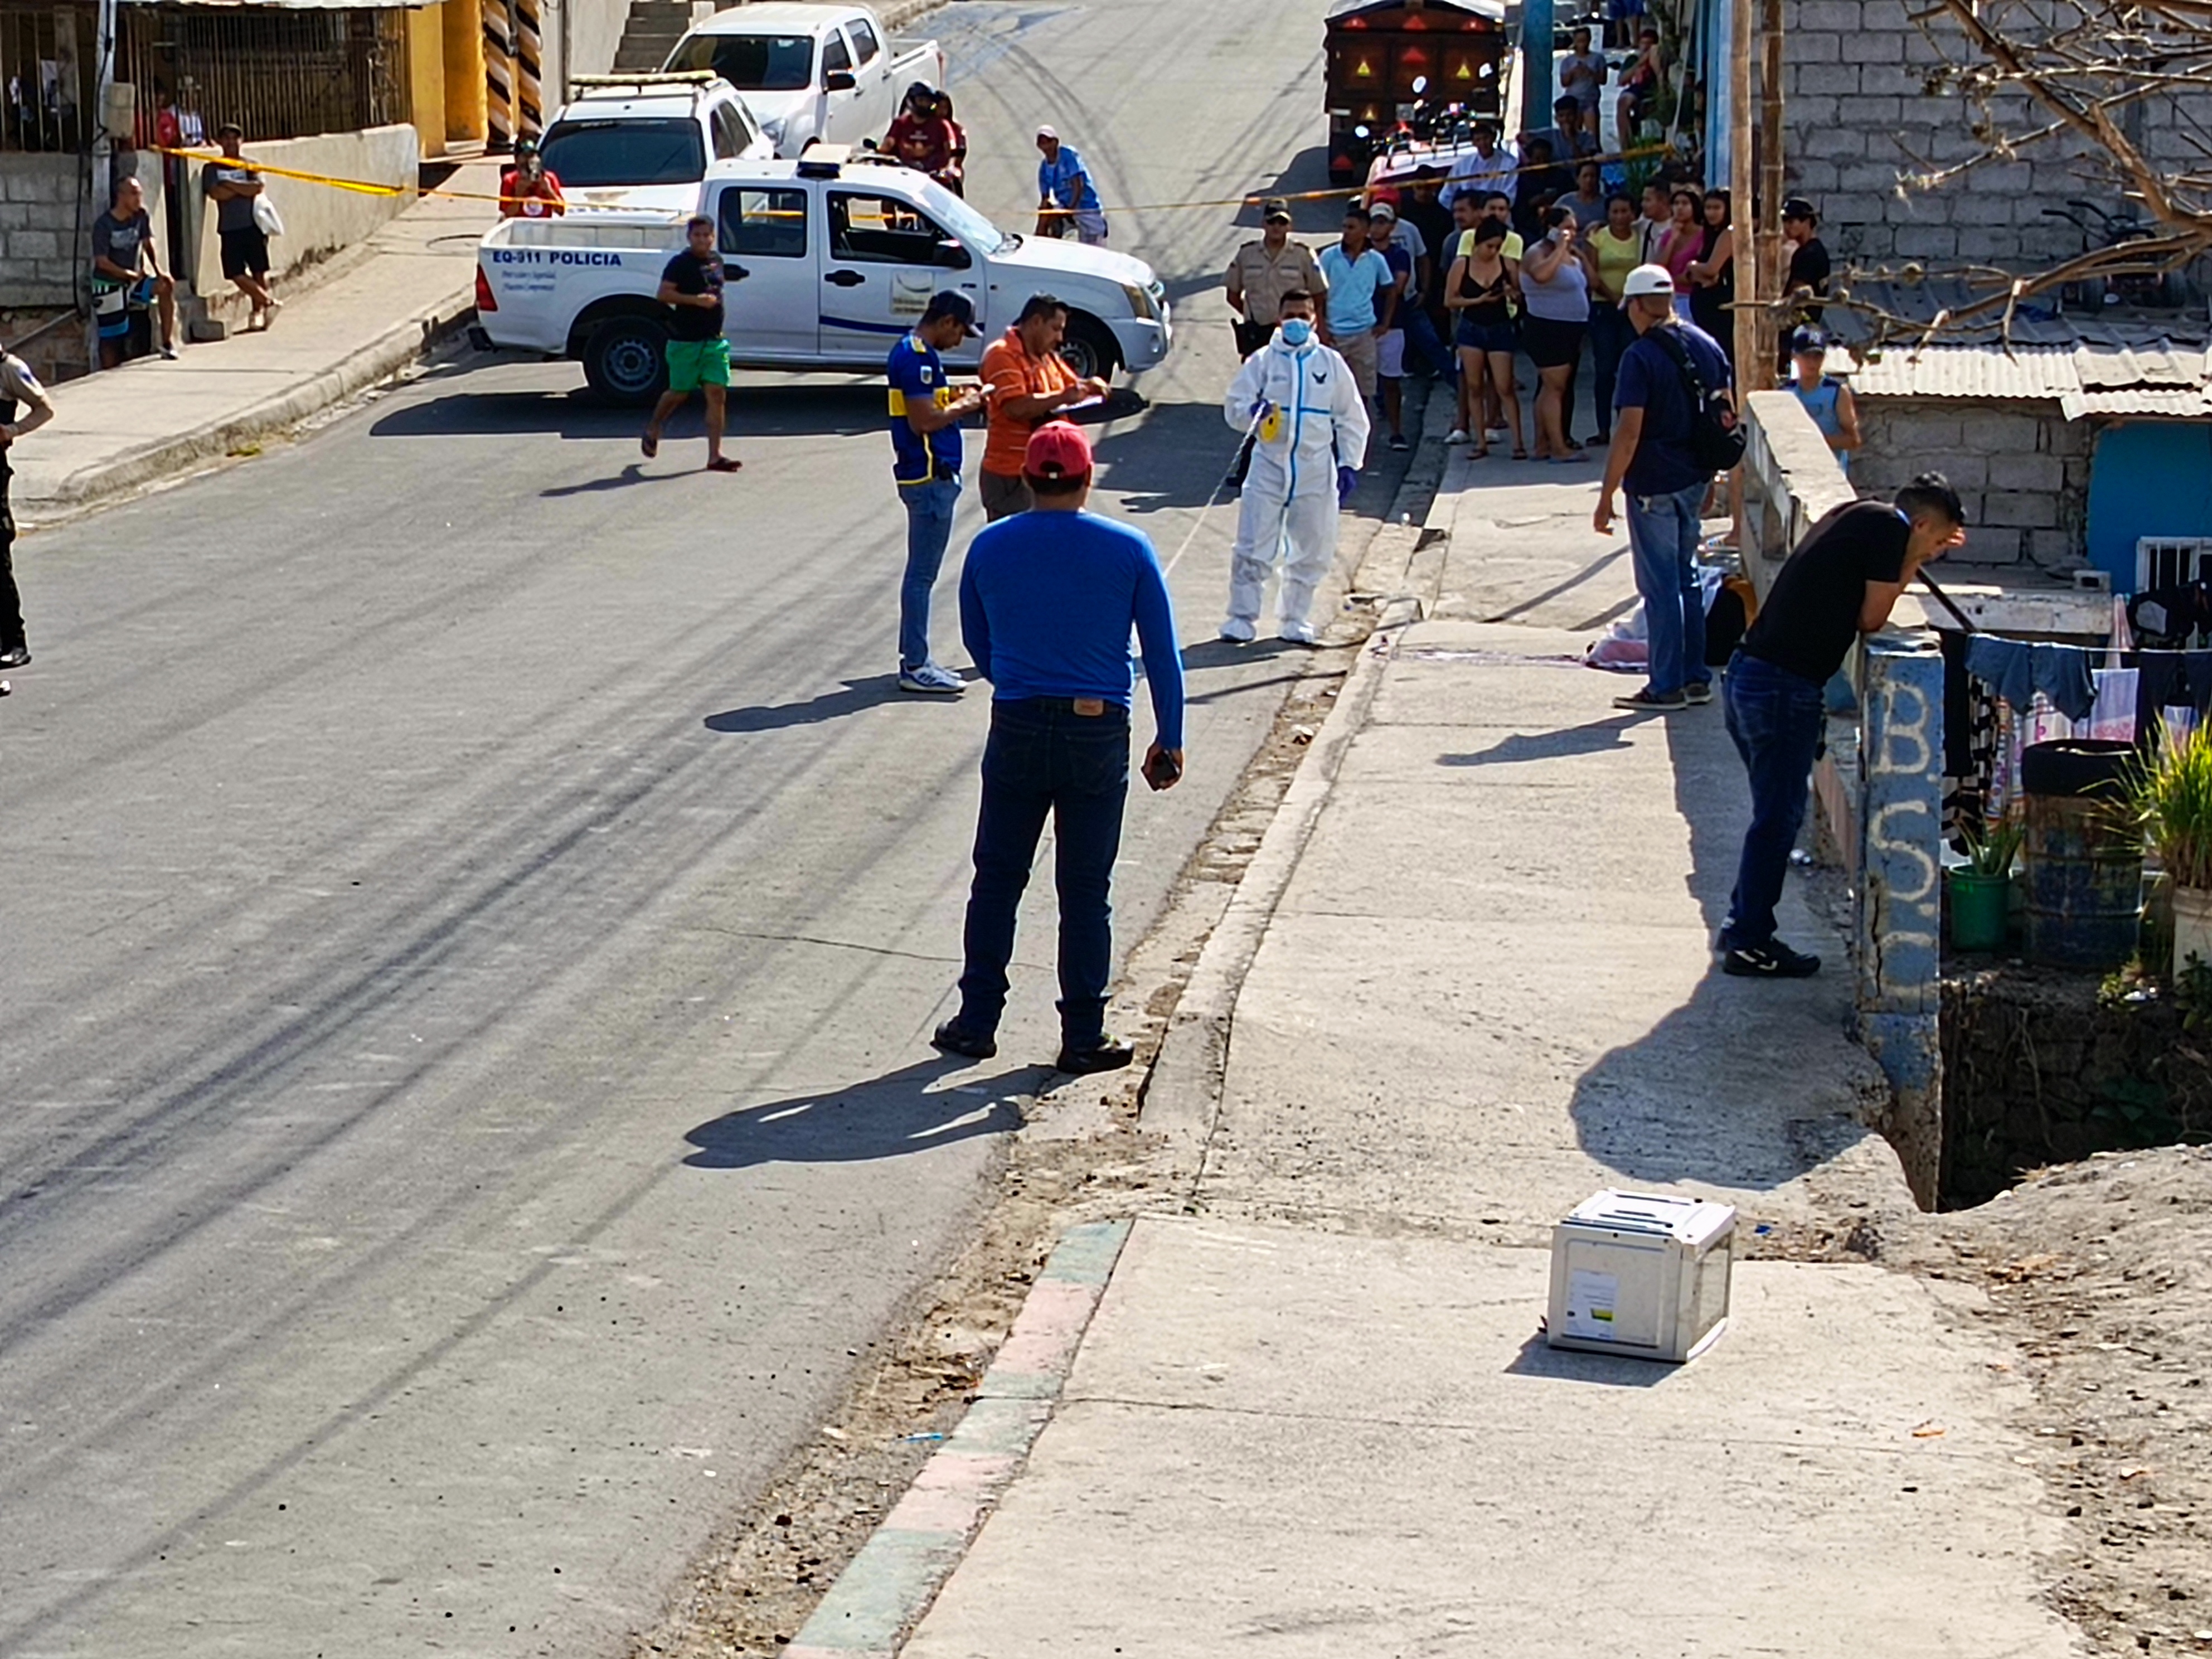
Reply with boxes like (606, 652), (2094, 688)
(900, 477), (961, 671)
(1589, 303), (1631, 440)
(957, 698), (1131, 1047)
(1624, 479), (1708, 698)
(1403, 304), (1457, 379)
(1720, 652), (1827, 951)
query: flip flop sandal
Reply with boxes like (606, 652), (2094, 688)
(706, 455), (743, 473)
(641, 432), (659, 459)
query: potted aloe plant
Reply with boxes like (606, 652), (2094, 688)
(1948, 817), (2022, 952)
(2135, 725), (2212, 973)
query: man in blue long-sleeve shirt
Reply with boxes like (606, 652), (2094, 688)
(934, 421), (1185, 1074)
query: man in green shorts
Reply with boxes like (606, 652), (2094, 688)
(642, 214), (744, 473)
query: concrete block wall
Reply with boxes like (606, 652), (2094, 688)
(189, 124), (420, 307)
(1852, 397), (2089, 572)
(1778, 0), (2209, 273)
(0, 156), (93, 309)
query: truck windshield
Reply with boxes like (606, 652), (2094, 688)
(668, 33), (816, 92)
(540, 118), (709, 187)
(925, 188), (1006, 258)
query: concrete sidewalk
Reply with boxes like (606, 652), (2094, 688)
(877, 427), (2081, 1655)
(11, 171), (494, 528)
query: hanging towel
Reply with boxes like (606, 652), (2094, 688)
(2188, 649), (2212, 712)
(2089, 667), (2138, 744)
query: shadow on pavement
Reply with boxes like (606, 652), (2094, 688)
(704, 673), (909, 734)
(1438, 715), (1637, 768)
(1564, 701), (1878, 1194)
(682, 1058), (1037, 1169)
(369, 382), (885, 441)
(1502, 1330), (1675, 1388)
(1095, 399), (1240, 515)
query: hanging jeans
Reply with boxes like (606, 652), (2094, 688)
(1719, 651), (1827, 952)
(1625, 479), (1710, 698)
(955, 697), (1132, 1048)
(899, 477), (962, 672)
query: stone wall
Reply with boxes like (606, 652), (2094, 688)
(0, 154), (93, 309)
(1854, 397), (2091, 573)
(1941, 968), (2212, 1207)
(1778, 0), (2212, 274)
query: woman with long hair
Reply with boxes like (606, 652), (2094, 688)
(1655, 188), (1702, 321)
(932, 89), (967, 196)
(1444, 217), (1526, 460)
(1687, 188), (1736, 362)
(1519, 205), (1592, 463)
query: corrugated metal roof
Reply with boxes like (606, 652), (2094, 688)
(1825, 277), (2212, 416)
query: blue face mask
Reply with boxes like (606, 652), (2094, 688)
(1279, 318), (1313, 347)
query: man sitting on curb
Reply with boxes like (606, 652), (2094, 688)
(1716, 473), (1967, 978)
(933, 421), (1185, 1074)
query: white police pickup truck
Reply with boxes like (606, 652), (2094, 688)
(471, 152), (1171, 403)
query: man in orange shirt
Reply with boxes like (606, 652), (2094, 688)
(977, 293), (1110, 520)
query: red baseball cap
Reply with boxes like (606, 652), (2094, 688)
(1024, 420), (1092, 482)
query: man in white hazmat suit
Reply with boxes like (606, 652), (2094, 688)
(1219, 288), (1371, 644)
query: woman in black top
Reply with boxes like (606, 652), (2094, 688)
(1687, 188), (1735, 365)
(1444, 218), (1526, 460)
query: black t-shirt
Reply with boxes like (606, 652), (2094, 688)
(661, 249), (724, 341)
(1741, 501), (1910, 684)
(1786, 236), (1831, 299)
(1401, 195), (1454, 301)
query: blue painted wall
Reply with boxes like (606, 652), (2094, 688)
(2088, 421), (2212, 586)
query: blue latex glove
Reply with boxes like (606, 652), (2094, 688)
(1336, 464), (1359, 506)
(1249, 397), (1271, 420)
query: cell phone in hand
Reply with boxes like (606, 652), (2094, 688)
(1143, 749), (1182, 790)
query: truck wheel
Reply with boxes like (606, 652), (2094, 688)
(1058, 316), (1121, 382)
(583, 315), (670, 405)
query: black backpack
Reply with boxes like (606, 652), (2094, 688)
(1648, 326), (1745, 474)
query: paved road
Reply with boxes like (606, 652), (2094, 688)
(0, 3), (1376, 1655)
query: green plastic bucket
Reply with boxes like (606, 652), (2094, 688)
(1948, 869), (2012, 953)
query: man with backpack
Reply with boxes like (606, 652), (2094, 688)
(1593, 263), (1738, 712)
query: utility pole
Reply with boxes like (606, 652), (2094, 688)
(1754, 0), (1787, 391)
(90, 0), (118, 377)
(1728, 0), (1760, 387)
(1521, 0), (1554, 131)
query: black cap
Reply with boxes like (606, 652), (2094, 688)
(1790, 325), (1828, 354)
(1261, 197), (1293, 222)
(923, 289), (982, 337)
(216, 119), (244, 138)
(1782, 196), (1817, 220)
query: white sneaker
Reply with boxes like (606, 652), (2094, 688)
(898, 663), (965, 694)
(1277, 619), (1318, 645)
(1217, 617), (1257, 643)
(1445, 428), (1471, 444)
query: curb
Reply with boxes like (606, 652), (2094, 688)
(784, 1218), (1132, 1659)
(19, 286), (474, 530)
(1140, 393), (1449, 1188)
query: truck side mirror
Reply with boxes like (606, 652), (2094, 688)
(935, 238), (971, 270)
(824, 69), (857, 93)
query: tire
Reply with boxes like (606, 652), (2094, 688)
(582, 313), (670, 406)
(1057, 314), (1120, 382)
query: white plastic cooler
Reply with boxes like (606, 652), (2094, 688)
(1546, 1190), (1736, 1363)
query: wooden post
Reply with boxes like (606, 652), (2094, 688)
(1754, 0), (1787, 391)
(1729, 0), (1760, 386)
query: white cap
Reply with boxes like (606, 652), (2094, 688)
(1369, 200), (1396, 221)
(1622, 263), (1675, 298)
(1036, 124), (1059, 140)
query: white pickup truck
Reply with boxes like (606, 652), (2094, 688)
(537, 74), (774, 215)
(470, 152), (1171, 404)
(662, 2), (943, 159)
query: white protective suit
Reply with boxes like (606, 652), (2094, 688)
(1222, 328), (1372, 637)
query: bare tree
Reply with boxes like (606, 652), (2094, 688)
(1810, 0), (2212, 344)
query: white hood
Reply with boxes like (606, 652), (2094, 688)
(991, 231), (1156, 293)
(742, 88), (816, 153)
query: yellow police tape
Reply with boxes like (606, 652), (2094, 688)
(153, 141), (1673, 221)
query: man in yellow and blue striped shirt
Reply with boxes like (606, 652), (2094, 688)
(885, 290), (985, 693)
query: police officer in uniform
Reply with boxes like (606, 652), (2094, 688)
(0, 341), (56, 669)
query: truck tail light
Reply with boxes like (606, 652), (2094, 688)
(474, 266), (497, 313)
